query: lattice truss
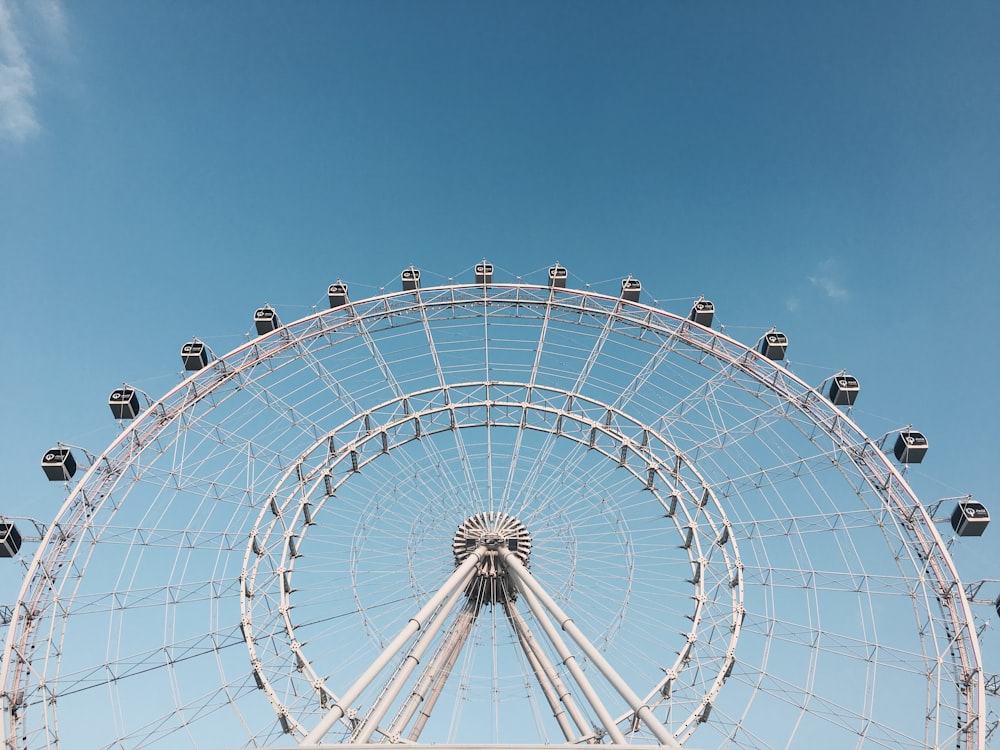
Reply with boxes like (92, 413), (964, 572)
(0, 280), (987, 749)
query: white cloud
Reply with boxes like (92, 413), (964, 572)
(0, 2), (38, 142)
(808, 259), (849, 300)
(37, 0), (67, 42)
(0, 0), (66, 143)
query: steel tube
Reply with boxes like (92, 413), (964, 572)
(504, 599), (579, 741)
(500, 547), (682, 749)
(515, 582), (626, 744)
(300, 545), (487, 746)
(353, 577), (472, 743)
(388, 602), (476, 738)
(407, 607), (476, 741)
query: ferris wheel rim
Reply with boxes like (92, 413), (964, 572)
(1, 278), (986, 749)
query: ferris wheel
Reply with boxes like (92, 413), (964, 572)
(0, 264), (989, 749)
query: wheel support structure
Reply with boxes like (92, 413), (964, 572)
(300, 528), (682, 748)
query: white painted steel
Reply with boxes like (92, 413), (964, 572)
(390, 605), (477, 742)
(300, 546), (487, 746)
(0, 278), (984, 750)
(504, 600), (590, 740)
(500, 548), (682, 750)
(351, 583), (471, 743)
(514, 584), (627, 744)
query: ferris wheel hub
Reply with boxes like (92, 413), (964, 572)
(452, 512), (532, 605)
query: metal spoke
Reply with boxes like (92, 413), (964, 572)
(2, 275), (984, 750)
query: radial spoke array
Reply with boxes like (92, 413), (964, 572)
(1, 279), (984, 750)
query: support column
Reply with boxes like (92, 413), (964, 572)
(504, 599), (590, 741)
(300, 545), (487, 746)
(515, 583), (627, 744)
(406, 605), (476, 742)
(387, 603), (476, 740)
(352, 578), (473, 743)
(499, 547), (682, 749)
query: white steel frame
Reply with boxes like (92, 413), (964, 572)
(0, 280), (986, 749)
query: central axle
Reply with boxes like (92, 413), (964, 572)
(452, 512), (532, 606)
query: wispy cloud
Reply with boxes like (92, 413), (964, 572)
(785, 258), (850, 313)
(808, 258), (849, 300)
(0, 0), (66, 143)
(0, 3), (38, 142)
(37, 0), (67, 42)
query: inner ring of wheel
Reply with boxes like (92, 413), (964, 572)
(240, 381), (744, 737)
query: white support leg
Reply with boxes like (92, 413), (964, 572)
(387, 603), (476, 740)
(499, 547), (683, 749)
(515, 583), (627, 744)
(300, 545), (488, 746)
(504, 599), (588, 742)
(406, 607), (476, 742)
(352, 578), (472, 743)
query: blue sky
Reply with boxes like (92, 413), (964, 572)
(1, 0), (998, 739)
